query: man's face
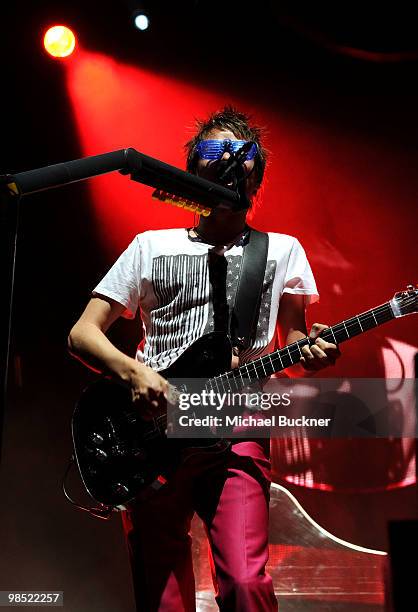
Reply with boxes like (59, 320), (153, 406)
(195, 129), (258, 204)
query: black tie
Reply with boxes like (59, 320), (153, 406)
(208, 249), (229, 333)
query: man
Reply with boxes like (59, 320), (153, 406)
(68, 106), (340, 611)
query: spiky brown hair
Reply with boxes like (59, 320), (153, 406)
(184, 105), (268, 190)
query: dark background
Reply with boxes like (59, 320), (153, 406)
(1, 2), (418, 610)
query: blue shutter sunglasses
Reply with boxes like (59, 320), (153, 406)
(196, 139), (258, 161)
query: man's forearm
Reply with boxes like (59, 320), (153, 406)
(67, 321), (141, 382)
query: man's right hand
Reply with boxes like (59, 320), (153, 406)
(126, 362), (169, 421)
(67, 296), (170, 422)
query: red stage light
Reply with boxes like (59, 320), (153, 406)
(44, 25), (76, 58)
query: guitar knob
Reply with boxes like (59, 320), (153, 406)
(407, 284), (414, 291)
(95, 448), (108, 461)
(90, 432), (104, 445)
(112, 482), (130, 496)
(86, 447), (108, 462)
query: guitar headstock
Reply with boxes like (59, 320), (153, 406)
(391, 284), (418, 317)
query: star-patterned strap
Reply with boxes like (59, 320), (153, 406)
(230, 229), (269, 351)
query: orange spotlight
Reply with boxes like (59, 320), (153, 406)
(44, 25), (76, 58)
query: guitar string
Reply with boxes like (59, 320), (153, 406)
(220, 306), (390, 383)
(211, 296), (417, 388)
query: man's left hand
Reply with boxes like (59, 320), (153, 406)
(300, 323), (341, 371)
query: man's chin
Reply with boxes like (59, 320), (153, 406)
(211, 204), (235, 218)
(212, 203), (241, 215)
(216, 203), (232, 210)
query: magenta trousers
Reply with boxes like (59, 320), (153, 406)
(121, 439), (278, 611)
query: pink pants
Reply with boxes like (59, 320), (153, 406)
(121, 440), (278, 611)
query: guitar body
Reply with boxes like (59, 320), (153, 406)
(72, 332), (233, 507)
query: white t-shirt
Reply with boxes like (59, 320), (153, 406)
(92, 228), (319, 372)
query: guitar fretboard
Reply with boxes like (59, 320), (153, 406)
(206, 301), (395, 393)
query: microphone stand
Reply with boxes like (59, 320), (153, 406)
(0, 147), (243, 465)
(0, 177), (20, 466)
(216, 141), (253, 210)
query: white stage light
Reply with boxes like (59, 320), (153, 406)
(134, 14), (149, 31)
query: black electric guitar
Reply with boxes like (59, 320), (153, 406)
(71, 285), (418, 509)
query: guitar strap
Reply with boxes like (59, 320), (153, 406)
(230, 228), (269, 351)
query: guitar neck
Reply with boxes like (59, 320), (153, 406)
(207, 300), (396, 393)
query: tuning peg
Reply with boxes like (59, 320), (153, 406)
(406, 284), (415, 291)
(112, 482), (130, 496)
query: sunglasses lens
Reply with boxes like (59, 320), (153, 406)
(232, 142), (257, 160)
(197, 140), (257, 161)
(196, 140), (223, 159)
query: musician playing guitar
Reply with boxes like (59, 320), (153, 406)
(68, 106), (341, 611)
